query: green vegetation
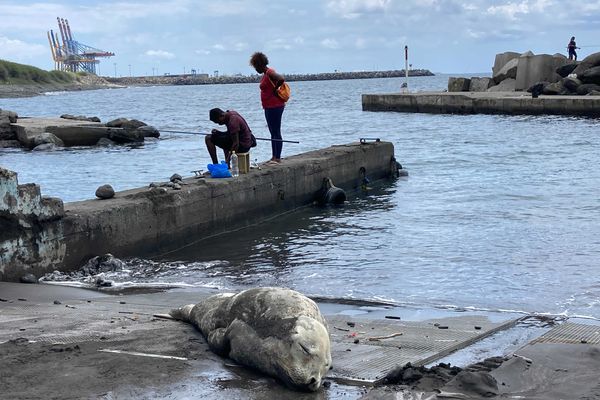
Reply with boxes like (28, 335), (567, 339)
(0, 59), (75, 84)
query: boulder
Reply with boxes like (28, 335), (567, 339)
(527, 82), (549, 98)
(95, 184), (115, 199)
(561, 77), (582, 93)
(60, 114), (101, 122)
(556, 63), (578, 78)
(572, 52), (600, 76)
(469, 77), (493, 92)
(136, 125), (160, 138)
(32, 132), (64, 147)
(0, 108), (18, 123)
(20, 273), (38, 284)
(32, 143), (58, 151)
(493, 58), (518, 83)
(105, 117), (129, 127)
(492, 51), (521, 77)
(121, 119), (147, 130)
(576, 83), (600, 95)
(580, 66), (600, 84)
(542, 81), (566, 95)
(108, 129), (144, 143)
(0, 140), (21, 148)
(96, 137), (117, 146)
(487, 78), (516, 92)
(515, 54), (569, 91)
(448, 77), (471, 92)
(588, 90), (600, 96)
(170, 173), (182, 182)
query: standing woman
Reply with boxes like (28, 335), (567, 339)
(250, 52), (285, 164)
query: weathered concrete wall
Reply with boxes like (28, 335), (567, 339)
(362, 92), (600, 117)
(0, 142), (396, 281)
(1, 168), (66, 280)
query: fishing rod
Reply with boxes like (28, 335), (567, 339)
(159, 129), (300, 144)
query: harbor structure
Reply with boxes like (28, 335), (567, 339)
(47, 17), (114, 74)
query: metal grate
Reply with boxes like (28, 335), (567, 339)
(327, 315), (518, 384)
(530, 322), (600, 345)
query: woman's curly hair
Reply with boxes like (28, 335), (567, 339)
(250, 52), (269, 70)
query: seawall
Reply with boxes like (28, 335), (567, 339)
(0, 141), (397, 281)
(362, 91), (600, 117)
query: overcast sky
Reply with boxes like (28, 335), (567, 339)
(0, 0), (599, 77)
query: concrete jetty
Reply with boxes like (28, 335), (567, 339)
(362, 91), (600, 117)
(0, 141), (398, 281)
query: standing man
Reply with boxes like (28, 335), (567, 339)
(206, 108), (255, 166)
(568, 36), (580, 61)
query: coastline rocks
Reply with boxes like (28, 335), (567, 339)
(105, 117), (159, 141)
(20, 273), (38, 284)
(32, 132), (64, 147)
(448, 77), (471, 92)
(493, 57), (519, 83)
(95, 184), (115, 199)
(96, 137), (116, 146)
(60, 114), (101, 122)
(580, 66), (600, 84)
(572, 52), (600, 76)
(469, 77), (492, 92)
(488, 78), (516, 92)
(556, 63), (578, 78)
(0, 108), (18, 140)
(136, 125), (160, 138)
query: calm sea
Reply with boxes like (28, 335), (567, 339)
(1, 75), (600, 320)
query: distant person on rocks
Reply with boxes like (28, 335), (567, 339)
(568, 36), (580, 61)
(207, 108), (255, 166)
(249, 51), (286, 165)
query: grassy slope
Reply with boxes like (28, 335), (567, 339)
(0, 59), (76, 85)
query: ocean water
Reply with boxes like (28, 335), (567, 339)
(1, 75), (600, 320)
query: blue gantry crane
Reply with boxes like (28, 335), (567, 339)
(47, 17), (114, 74)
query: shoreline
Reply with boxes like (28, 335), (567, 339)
(0, 69), (433, 99)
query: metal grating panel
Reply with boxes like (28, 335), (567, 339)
(327, 315), (518, 384)
(531, 322), (600, 345)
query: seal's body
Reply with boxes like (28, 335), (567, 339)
(170, 287), (332, 391)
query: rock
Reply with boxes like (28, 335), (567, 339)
(96, 137), (116, 146)
(170, 173), (182, 182)
(493, 58), (519, 83)
(573, 52), (600, 77)
(448, 77), (471, 92)
(562, 77), (582, 93)
(0, 109), (18, 123)
(520, 50), (534, 57)
(105, 117), (129, 127)
(580, 66), (600, 84)
(81, 253), (125, 275)
(589, 90), (600, 95)
(0, 111), (16, 140)
(556, 63), (578, 78)
(121, 119), (146, 130)
(172, 183), (182, 190)
(32, 132), (64, 147)
(487, 78), (516, 92)
(527, 81), (549, 96)
(576, 83), (600, 95)
(108, 129), (144, 143)
(60, 114), (99, 122)
(32, 143), (58, 151)
(95, 184), (115, 199)
(542, 81), (566, 95)
(469, 77), (492, 92)
(0, 140), (21, 148)
(515, 54), (567, 91)
(20, 273), (37, 284)
(136, 125), (160, 138)
(492, 51), (521, 77)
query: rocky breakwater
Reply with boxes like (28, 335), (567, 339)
(109, 69), (434, 87)
(4, 111), (159, 150)
(448, 50), (600, 96)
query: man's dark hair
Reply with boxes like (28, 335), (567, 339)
(209, 108), (225, 123)
(250, 52), (269, 69)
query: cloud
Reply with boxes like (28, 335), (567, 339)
(326, 0), (390, 18)
(321, 38), (340, 49)
(145, 50), (175, 59)
(486, 0), (554, 20)
(0, 36), (48, 62)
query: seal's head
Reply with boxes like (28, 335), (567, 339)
(273, 315), (332, 391)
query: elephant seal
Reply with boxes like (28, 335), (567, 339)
(169, 287), (332, 391)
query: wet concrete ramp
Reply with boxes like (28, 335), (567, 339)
(327, 315), (519, 384)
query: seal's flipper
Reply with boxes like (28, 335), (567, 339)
(207, 327), (230, 356)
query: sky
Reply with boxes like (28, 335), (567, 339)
(0, 0), (599, 77)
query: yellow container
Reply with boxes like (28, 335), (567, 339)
(237, 152), (250, 174)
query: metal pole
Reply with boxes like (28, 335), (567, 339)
(113, 63), (117, 78)
(404, 45), (409, 92)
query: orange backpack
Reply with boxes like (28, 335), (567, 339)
(268, 74), (291, 102)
